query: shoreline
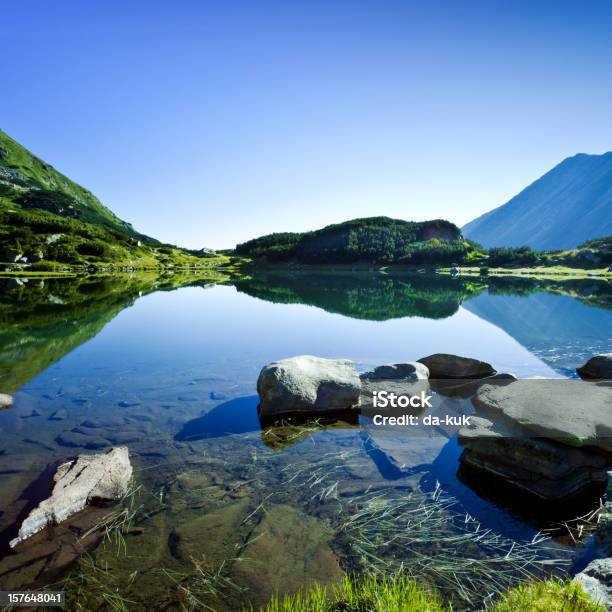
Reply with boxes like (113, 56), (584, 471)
(1, 262), (611, 281)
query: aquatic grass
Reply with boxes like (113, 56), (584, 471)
(49, 555), (137, 612)
(336, 488), (569, 605)
(80, 480), (144, 556)
(544, 504), (603, 544)
(79, 479), (173, 558)
(269, 450), (575, 607)
(261, 418), (327, 449)
(161, 556), (246, 612)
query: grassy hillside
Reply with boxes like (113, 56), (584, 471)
(235, 217), (483, 264)
(0, 130), (231, 272)
(0, 130), (147, 238)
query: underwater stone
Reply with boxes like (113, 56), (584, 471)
(106, 431), (142, 444)
(257, 355), (361, 417)
(10, 447), (132, 548)
(459, 415), (608, 500)
(57, 430), (110, 449)
(233, 504), (343, 606)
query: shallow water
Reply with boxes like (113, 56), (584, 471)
(0, 272), (610, 609)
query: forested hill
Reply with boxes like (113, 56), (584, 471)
(235, 217), (479, 264)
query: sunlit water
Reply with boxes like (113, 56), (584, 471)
(0, 272), (610, 609)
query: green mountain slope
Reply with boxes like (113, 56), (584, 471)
(235, 217), (481, 264)
(463, 152), (612, 250)
(0, 130), (148, 240)
(0, 130), (229, 271)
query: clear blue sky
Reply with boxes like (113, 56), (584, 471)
(3, 1), (612, 249)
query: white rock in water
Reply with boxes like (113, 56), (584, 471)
(10, 447), (132, 548)
(257, 355), (361, 417)
(0, 393), (13, 409)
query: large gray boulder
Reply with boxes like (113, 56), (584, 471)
(473, 380), (612, 452)
(257, 356), (361, 418)
(575, 558), (612, 609)
(417, 353), (496, 379)
(10, 447), (132, 548)
(578, 354), (612, 381)
(459, 416), (608, 500)
(0, 393), (12, 410)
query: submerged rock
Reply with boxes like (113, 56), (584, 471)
(459, 416), (608, 500)
(417, 353), (496, 379)
(233, 504), (343, 607)
(209, 391), (227, 400)
(429, 372), (516, 399)
(473, 379), (612, 452)
(0, 393), (13, 409)
(21, 408), (42, 418)
(578, 354), (612, 381)
(117, 400), (141, 408)
(575, 558), (612, 608)
(57, 430), (110, 450)
(10, 447), (132, 548)
(257, 355), (361, 418)
(171, 498), (249, 562)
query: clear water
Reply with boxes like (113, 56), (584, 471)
(0, 272), (610, 609)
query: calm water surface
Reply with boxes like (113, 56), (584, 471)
(0, 272), (610, 609)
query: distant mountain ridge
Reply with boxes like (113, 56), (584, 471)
(463, 152), (612, 250)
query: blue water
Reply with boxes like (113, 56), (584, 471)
(0, 275), (609, 608)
